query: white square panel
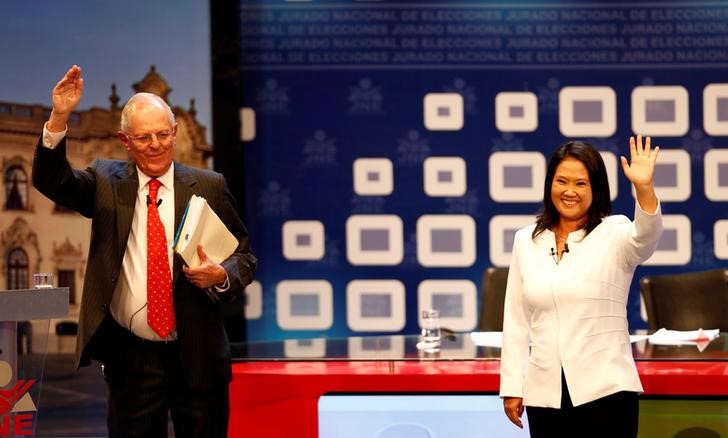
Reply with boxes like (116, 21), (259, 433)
(284, 339), (326, 358)
(244, 280), (262, 320)
(489, 215), (537, 267)
(631, 86), (689, 137)
(346, 215), (404, 265)
(631, 149), (691, 202)
(423, 93), (464, 131)
(643, 215), (691, 266)
(703, 84), (728, 136)
(559, 86), (616, 137)
(346, 280), (406, 332)
(276, 280), (333, 330)
(600, 151), (618, 201)
(282, 220), (325, 260)
(353, 158), (393, 196)
(423, 156), (467, 197)
(704, 149), (728, 201)
(714, 220), (728, 259)
(488, 152), (546, 202)
(348, 336), (405, 359)
(418, 280), (477, 332)
(495, 91), (538, 132)
(416, 215), (476, 267)
(240, 107), (256, 142)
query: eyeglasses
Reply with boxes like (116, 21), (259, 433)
(125, 130), (174, 146)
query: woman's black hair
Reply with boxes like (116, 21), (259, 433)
(532, 140), (612, 240)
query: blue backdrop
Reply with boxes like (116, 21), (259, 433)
(239, 0), (728, 341)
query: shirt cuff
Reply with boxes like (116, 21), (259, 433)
(635, 198), (661, 216)
(42, 123), (67, 148)
(211, 272), (230, 293)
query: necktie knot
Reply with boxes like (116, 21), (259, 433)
(148, 178), (161, 201)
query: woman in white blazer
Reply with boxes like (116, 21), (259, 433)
(500, 136), (662, 437)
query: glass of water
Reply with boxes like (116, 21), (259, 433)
(33, 272), (54, 289)
(419, 309), (441, 351)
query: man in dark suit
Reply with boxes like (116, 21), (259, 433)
(32, 65), (256, 437)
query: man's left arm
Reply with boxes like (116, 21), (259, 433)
(182, 173), (256, 298)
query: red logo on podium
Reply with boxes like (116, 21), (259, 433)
(0, 380), (35, 416)
(0, 360), (37, 437)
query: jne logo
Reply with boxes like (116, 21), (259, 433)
(0, 361), (36, 436)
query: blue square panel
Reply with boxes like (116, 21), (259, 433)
(503, 165), (533, 188)
(360, 229), (390, 251)
(417, 215), (475, 267)
(290, 294), (320, 316)
(489, 215), (537, 267)
(347, 215), (403, 265)
(503, 229), (518, 254)
(283, 220), (325, 260)
(718, 97), (728, 121)
(346, 279), (405, 331)
(424, 157), (467, 197)
(656, 229), (678, 251)
(296, 233), (311, 246)
(719, 163), (728, 187)
(645, 99), (676, 122)
(705, 149), (728, 200)
(437, 170), (453, 183)
(632, 86), (688, 136)
(276, 280), (333, 330)
(509, 105), (524, 118)
(704, 84), (728, 135)
(644, 215), (691, 266)
(495, 91), (538, 132)
(418, 280), (477, 331)
(572, 100), (602, 123)
(361, 293), (392, 318)
(560, 86), (616, 137)
(654, 163), (678, 187)
(633, 149), (690, 202)
(430, 229), (462, 253)
(432, 293), (464, 318)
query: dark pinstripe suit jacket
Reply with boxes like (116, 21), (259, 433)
(32, 138), (257, 390)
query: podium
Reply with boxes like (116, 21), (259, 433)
(0, 288), (69, 437)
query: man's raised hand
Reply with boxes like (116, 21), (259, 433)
(48, 65), (84, 132)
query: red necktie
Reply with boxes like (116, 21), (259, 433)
(146, 178), (175, 338)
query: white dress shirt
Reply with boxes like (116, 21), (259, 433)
(109, 166), (176, 340)
(499, 202), (663, 408)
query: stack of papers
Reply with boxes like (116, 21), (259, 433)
(648, 328), (720, 345)
(173, 195), (238, 268)
(469, 329), (721, 351)
(469, 332), (503, 348)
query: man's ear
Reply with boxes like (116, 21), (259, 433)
(117, 131), (131, 151)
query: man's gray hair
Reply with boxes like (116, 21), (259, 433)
(120, 92), (175, 132)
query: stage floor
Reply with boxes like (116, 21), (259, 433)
(36, 354), (175, 437)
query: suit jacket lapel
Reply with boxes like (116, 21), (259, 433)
(173, 163), (197, 285)
(113, 162), (138, 264)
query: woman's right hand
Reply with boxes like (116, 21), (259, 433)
(503, 396), (524, 428)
